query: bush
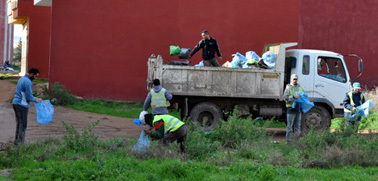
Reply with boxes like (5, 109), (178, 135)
(207, 110), (268, 148)
(46, 82), (78, 105)
(62, 120), (100, 152)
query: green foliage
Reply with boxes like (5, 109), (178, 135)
(46, 82), (78, 105)
(207, 109), (268, 148)
(13, 39), (22, 62)
(0, 114), (378, 180)
(66, 98), (181, 119)
(62, 120), (100, 152)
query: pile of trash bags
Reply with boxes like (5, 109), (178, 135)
(224, 51), (277, 69)
(169, 45), (191, 65)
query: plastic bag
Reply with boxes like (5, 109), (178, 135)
(178, 48), (191, 59)
(231, 52), (247, 68)
(262, 51), (277, 69)
(194, 61), (204, 67)
(132, 130), (150, 154)
(292, 92), (314, 113)
(246, 51), (260, 62)
(35, 100), (54, 125)
(351, 100), (374, 120)
(170, 45), (181, 56)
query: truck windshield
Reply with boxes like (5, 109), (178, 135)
(317, 57), (346, 83)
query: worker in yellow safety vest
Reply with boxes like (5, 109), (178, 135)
(143, 79), (172, 115)
(144, 114), (188, 153)
(343, 82), (365, 127)
(283, 74), (305, 145)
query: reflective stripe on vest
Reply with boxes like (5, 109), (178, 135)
(344, 91), (363, 112)
(150, 88), (170, 108)
(153, 115), (184, 134)
(285, 85), (303, 108)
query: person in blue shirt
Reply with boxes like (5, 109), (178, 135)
(12, 68), (42, 145)
(343, 82), (365, 128)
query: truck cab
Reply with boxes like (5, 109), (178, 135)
(285, 49), (362, 132)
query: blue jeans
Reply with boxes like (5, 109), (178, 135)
(13, 104), (29, 145)
(286, 111), (302, 143)
(344, 112), (361, 127)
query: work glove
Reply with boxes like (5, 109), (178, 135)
(293, 94), (301, 99)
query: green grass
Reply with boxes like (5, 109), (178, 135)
(66, 99), (180, 119)
(331, 113), (378, 130)
(0, 115), (377, 180)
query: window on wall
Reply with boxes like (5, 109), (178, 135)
(302, 55), (310, 75)
(317, 57), (347, 83)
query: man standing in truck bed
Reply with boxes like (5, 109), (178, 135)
(188, 30), (222, 67)
(283, 74), (304, 145)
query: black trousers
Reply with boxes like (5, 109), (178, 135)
(13, 104), (29, 145)
(161, 125), (188, 153)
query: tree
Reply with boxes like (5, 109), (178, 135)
(13, 39), (22, 62)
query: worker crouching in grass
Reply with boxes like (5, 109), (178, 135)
(144, 114), (188, 153)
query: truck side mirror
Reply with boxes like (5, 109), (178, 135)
(358, 59), (363, 73)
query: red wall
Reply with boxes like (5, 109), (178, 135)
(17, 0), (51, 78)
(0, 0), (6, 63)
(299, 0), (378, 88)
(49, 0), (299, 101)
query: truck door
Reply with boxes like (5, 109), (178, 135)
(313, 56), (349, 109)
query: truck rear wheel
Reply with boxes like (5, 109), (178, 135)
(301, 105), (331, 134)
(189, 102), (222, 131)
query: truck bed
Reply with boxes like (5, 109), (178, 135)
(147, 43), (297, 101)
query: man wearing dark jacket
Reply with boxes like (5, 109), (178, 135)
(144, 113), (188, 153)
(143, 79), (173, 115)
(188, 30), (222, 67)
(343, 82), (365, 127)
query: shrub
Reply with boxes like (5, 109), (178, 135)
(207, 109), (268, 148)
(62, 120), (100, 152)
(46, 82), (78, 105)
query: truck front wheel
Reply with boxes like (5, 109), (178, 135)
(189, 102), (223, 131)
(301, 105), (331, 134)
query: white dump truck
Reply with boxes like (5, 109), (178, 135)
(147, 43), (363, 132)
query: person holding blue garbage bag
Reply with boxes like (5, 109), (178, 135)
(144, 114), (188, 153)
(12, 68), (42, 145)
(283, 74), (305, 145)
(343, 82), (365, 128)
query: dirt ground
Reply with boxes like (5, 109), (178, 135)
(0, 78), (286, 145)
(0, 79), (145, 144)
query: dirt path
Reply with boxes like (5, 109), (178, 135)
(0, 79), (144, 144)
(0, 78), (286, 144)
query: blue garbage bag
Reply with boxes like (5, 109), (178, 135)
(292, 92), (314, 113)
(231, 52), (248, 68)
(35, 100), (54, 125)
(132, 130), (150, 154)
(194, 61), (204, 67)
(351, 100), (374, 120)
(262, 51), (277, 69)
(246, 51), (260, 61)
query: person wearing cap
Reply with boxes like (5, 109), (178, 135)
(143, 78), (173, 115)
(283, 74), (304, 144)
(144, 113), (188, 153)
(343, 82), (365, 127)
